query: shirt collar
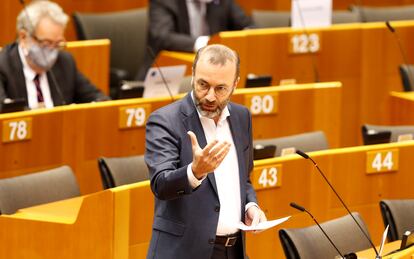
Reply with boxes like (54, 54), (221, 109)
(18, 43), (41, 81)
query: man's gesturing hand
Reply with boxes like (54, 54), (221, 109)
(188, 131), (231, 179)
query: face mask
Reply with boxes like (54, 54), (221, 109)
(26, 43), (58, 71)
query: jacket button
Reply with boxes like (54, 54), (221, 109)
(215, 206), (220, 212)
(177, 190), (184, 195)
(209, 238), (215, 244)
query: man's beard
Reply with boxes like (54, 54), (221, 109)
(193, 94), (229, 119)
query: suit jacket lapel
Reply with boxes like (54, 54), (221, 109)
(176, 0), (191, 34)
(181, 93), (219, 197)
(227, 103), (247, 210)
(9, 44), (29, 101)
(47, 62), (65, 106)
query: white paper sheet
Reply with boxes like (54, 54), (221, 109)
(237, 216), (291, 231)
(291, 0), (332, 28)
(143, 65), (186, 98)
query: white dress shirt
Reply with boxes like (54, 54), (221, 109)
(186, 0), (211, 52)
(18, 44), (54, 109)
(187, 92), (246, 235)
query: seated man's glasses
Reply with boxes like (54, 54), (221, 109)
(30, 34), (67, 50)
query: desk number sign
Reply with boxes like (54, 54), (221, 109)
(244, 93), (279, 116)
(2, 117), (32, 143)
(289, 32), (321, 54)
(252, 165), (282, 190)
(366, 149), (399, 174)
(119, 104), (151, 129)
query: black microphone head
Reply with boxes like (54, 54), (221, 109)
(385, 21), (395, 33)
(290, 202), (306, 212)
(295, 149), (309, 159)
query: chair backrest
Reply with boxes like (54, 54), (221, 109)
(380, 199), (414, 242)
(363, 124), (414, 143)
(351, 5), (414, 22)
(279, 212), (372, 259)
(98, 155), (149, 189)
(73, 8), (148, 80)
(0, 165), (80, 215)
(251, 10), (290, 28)
(251, 10), (361, 28)
(332, 10), (361, 24)
(254, 131), (329, 157)
(361, 125), (391, 145)
(399, 64), (414, 92)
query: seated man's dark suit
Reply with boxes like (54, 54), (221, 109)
(0, 43), (109, 109)
(145, 93), (257, 259)
(136, 0), (253, 79)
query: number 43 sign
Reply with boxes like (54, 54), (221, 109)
(252, 165), (282, 190)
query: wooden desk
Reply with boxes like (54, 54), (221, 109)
(231, 82), (342, 147)
(0, 180), (153, 259)
(357, 240), (414, 259)
(245, 141), (414, 258)
(391, 91), (414, 125)
(159, 21), (414, 147)
(66, 39), (110, 95)
(2, 141), (414, 258)
(0, 82), (340, 194)
(0, 190), (115, 258)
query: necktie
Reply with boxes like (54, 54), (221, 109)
(33, 74), (44, 103)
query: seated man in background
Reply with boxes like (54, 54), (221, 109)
(0, 0), (109, 111)
(136, 0), (253, 80)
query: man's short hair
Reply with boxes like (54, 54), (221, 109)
(16, 0), (69, 35)
(192, 44), (240, 82)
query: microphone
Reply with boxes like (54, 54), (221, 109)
(292, 0), (320, 83)
(146, 46), (175, 102)
(290, 202), (347, 258)
(295, 149), (380, 257)
(18, 0), (66, 106)
(385, 21), (414, 92)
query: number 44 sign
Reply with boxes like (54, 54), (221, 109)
(366, 149), (399, 174)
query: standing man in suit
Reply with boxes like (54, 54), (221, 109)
(0, 0), (109, 111)
(145, 44), (266, 259)
(136, 0), (253, 80)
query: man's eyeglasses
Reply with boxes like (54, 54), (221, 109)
(195, 81), (232, 97)
(30, 34), (67, 50)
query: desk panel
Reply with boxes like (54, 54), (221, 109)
(391, 91), (414, 125)
(66, 39), (110, 95)
(0, 190), (115, 259)
(0, 82), (340, 194)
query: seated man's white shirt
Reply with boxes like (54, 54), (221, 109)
(18, 44), (54, 109)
